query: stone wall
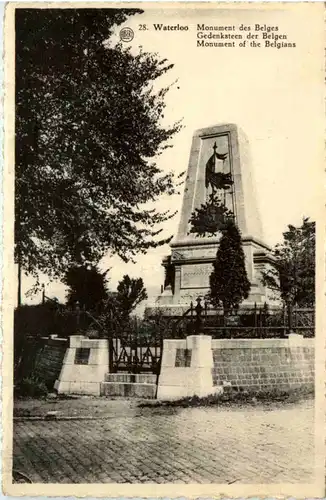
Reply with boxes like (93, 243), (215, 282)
(212, 337), (314, 393)
(33, 337), (68, 388)
(31, 334), (314, 397)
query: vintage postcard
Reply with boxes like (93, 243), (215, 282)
(2, 2), (325, 497)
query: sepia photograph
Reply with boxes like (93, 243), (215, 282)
(2, 2), (325, 497)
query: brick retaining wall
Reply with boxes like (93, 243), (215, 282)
(211, 338), (314, 393)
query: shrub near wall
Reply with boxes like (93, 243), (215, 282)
(15, 304), (59, 338)
(33, 337), (68, 389)
(15, 336), (68, 390)
(14, 304), (93, 340)
(212, 338), (314, 394)
(14, 304), (60, 384)
(14, 335), (44, 384)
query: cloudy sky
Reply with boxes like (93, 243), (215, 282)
(18, 4), (324, 307)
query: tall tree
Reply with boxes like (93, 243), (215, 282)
(261, 217), (315, 307)
(15, 9), (182, 288)
(209, 222), (251, 314)
(63, 265), (109, 312)
(116, 274), (148, 320)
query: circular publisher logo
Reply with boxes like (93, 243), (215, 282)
(119, 27), (134, 42)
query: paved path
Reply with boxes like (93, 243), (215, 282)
(13, 399), (314, 484)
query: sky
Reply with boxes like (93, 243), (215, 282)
(16, 4), (325, 307)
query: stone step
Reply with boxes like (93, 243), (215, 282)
(100, 382), (157, 399)
(104, 373), (157, 384)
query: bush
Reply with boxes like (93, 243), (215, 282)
(14, 303), (94, 341)
(138, 386), (314, 408)
(15, 375), (49, 398)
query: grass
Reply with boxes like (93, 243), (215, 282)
(13, 386), (313, 418)
(14, 376), (48, 398)
(138, 386), (314, 408)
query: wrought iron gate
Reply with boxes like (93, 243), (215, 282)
(109, 332), (163, 375)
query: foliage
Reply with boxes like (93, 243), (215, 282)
(16, 9), (182, 282)
(94, 275), (148, 337)
(115, 275), (148, 321)
(209, 222), (251, 313)
(261, 218), (315, 307)
(64, 265), (109, 312)
(189, 193), (234, 237)
(15, 303), (57, 338)
(14, 304), (94, 346)
(138, 309), (173, 338)
(15, 375), (49, 398)
(14, 330), (43, 385)
(138, 386), (314, 408)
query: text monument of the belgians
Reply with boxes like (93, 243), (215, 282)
(149, 123), (273, 316)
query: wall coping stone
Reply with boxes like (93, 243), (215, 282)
(163, 339), (187, 348)
(41, 337), (68, 347)
(80, 339), (108, 349)
(211, 338), (314, 349)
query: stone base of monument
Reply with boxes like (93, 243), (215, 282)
(54, 336), (109, 396)
(146, 235), (276, 318)
(157, 334), (221, 401)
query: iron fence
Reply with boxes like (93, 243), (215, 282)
(171, 299), (315, 339)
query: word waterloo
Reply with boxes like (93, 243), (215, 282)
(152, 23), (282, 32)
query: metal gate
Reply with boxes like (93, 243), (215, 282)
(109, 331), (163, 375)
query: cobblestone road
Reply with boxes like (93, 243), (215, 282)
(13, 399), (314, 484)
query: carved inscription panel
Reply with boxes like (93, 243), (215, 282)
(171, 245), (219, 262)
(181, 263), (213, 289)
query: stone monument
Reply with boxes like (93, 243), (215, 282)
(147, 124), (273, 316)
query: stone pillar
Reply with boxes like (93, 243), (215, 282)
(55, 336), (109, 396)
(157, 334), (219, 400)
(156, 339), (187, 400)
(288, 332), (304, 345)
(186, 335), (214, 397)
